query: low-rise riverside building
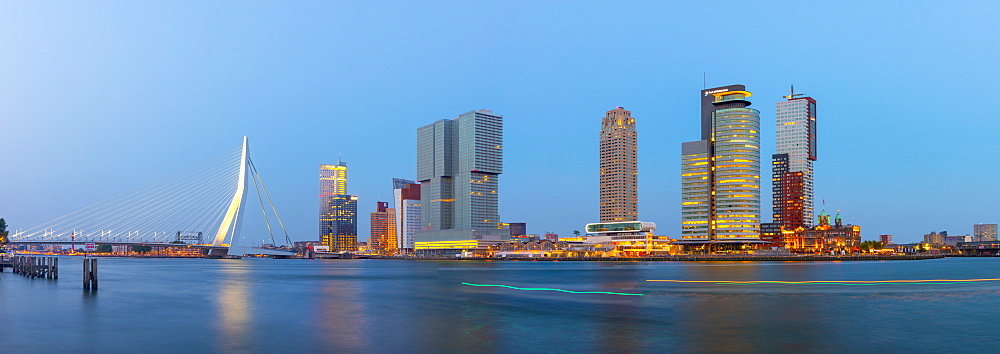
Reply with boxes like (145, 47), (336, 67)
(486, 221), (678, 257)
(784, 210), (861, 254)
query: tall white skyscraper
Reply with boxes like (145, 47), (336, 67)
(773, 86), (817, 227)
(392, 178), (421, 252)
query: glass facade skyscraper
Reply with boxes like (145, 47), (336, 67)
(773, 88), (817, 228)
(320, 194), (357, 252)
(414, 109), (506, 251)
(319, 162), (357, 252)
(681, 85), (761, 241)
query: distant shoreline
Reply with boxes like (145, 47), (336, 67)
(369, 254), (948, 262)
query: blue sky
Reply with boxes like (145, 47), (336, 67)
(2, 1), (998, 244)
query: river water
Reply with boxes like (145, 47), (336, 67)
(1, 257), (998, 353)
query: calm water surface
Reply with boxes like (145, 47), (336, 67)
(1, 257), (998, 353)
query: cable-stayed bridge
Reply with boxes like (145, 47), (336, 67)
(5, 137), (295, 257)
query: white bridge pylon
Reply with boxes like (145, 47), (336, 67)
(214, 136), (249, 246)
(10, 137), (292, 250)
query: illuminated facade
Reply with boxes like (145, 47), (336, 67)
(414, 109), (507, 252)
(393, 178), (421, 252)
(973, 224), (998, 242)
(773, 88), (817, 228)
(320, 194), (358, 252)
(319, 161), (357, 252)
(579, 221), (674, 256)
(784, 210), (861, 253)
(369, 201), (397, 254)
(319, 162), (348, 197)
(599, 107), (638, 222)
(680, 85), (761, 241)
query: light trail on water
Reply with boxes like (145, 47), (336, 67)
(646, 278), (1000, 286)
(461, 282), (643, 296)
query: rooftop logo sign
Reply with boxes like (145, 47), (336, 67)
(704, 88), (729, 96)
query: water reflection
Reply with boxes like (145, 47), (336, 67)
(675, 262), (834, 352)
(594, 266), (646, 352)
(317, 266), (367, 351)
(415, 262), (501, 351)
(217, 261), (253, 352)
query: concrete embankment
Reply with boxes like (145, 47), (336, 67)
(370, 254), (945, 262)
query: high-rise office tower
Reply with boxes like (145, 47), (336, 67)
(974, 224), (998, 242)
(370, 201), (397, 253)
(599, 107), (638, 222)
(773, 86), (817, 228)
(319, 162), (348, 196)
(414, 109), (505, 251)
(320, 194), (358, 251)
(681, 85), (761, 241)
(319, 162), (357, 251)
(392, 178), (421, 252)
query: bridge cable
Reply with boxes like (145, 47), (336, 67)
(249, 157), (293, 246)
(247, 157), (277, 247)
(13, 146), (243, 243)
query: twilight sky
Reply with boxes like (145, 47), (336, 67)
(2, 1), (998, 244)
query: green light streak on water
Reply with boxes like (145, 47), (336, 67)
(461, 282), (643, 296)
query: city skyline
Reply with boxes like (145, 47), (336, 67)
(2, 2), (999, 244)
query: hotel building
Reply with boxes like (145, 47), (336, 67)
(599, 107), (638, 222)
(414, 109), (507, 254)
(680, 85), (762, 248)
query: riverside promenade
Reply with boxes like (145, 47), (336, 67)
(372, 254), (945, 262)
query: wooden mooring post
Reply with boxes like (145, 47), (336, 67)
(83, 258), (98, 290)
(8, 255), (58, 279)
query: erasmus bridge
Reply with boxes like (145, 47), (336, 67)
(4, 137), (296, 257)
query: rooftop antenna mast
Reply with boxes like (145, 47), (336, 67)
(783, 84), (804, 100)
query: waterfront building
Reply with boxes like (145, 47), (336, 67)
(599, 107), (638, 222)
(320, 194), (358, 252)
(880, 234), (893, 244)
(772, 86), (817, 228)
(414, 109), (507, 254)
(320, 162), (348, 196)
(760, 222), (783, 248)
(370, 201), (397, 254)
(923, 231), (945, 245)
(784, 210), (861, 253)
(944, 235), (972, 246)
(679, 85), (763, 251)
(544, 233), (559, 242)
(392, 178), (421, 252)
(319, 162), (358, 252)
(973, 224), (998, 242)
(507, 222), (527, 238)
(583, 221), (675, 256)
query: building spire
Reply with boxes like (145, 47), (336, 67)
(783, 84), (804, 100)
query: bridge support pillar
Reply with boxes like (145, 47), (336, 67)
(206, 248), (230, 259)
